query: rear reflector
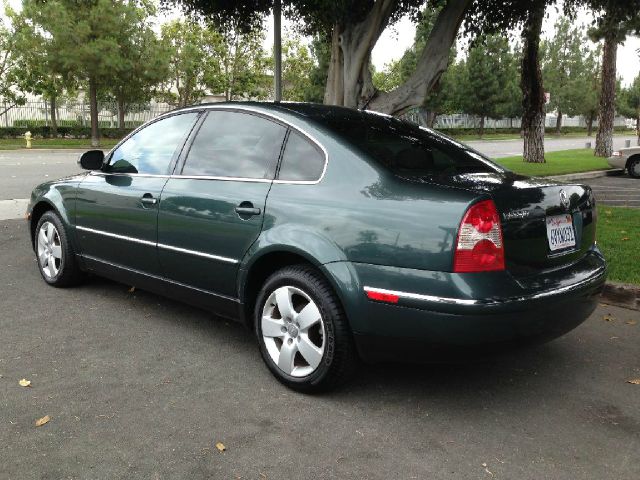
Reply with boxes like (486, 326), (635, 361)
(365, 289), (400, 304)
(454, 199), (505, 273)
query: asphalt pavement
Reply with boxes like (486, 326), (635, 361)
(1, 219), (639, 479)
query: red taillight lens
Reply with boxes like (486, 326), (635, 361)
(365, 289), (399, 304)
(453, 200), (505, 273)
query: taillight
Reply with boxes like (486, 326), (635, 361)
(453, 199), (505, 273)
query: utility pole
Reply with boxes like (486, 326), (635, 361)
(274, 0), (282, 102)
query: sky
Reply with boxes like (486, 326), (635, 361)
(5, 0), (640, 86)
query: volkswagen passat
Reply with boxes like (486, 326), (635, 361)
(27, 103), (607, 391)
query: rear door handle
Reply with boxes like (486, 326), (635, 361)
(141, 194), (157, 206)
(235, 202), (261, 216)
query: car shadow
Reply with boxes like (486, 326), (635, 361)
(78, 274), (586, 403)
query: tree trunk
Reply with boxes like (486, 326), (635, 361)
(555, 110), (562, 134)
(50, 96), (58, 137)
(594, 33), (617, 157)
(520, 0), (546, 163)
(587, 113), (594, 136)
(323, 0), (471, 115)
(117, 95), (125, 129)
(89, 77), (99, 147)
(479, 116), (485, 138)
(426, 111), (437, 128)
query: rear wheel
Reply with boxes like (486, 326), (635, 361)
(254, 265), (356, 392)
(628, 156), (640, 179)
(35, 211), (83, 287)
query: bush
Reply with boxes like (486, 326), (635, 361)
(12, 119), (143, 129)
(0, 126), (134, 139)
(435, 125), (632, 137)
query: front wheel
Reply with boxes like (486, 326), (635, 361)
(254, 265), (357, 392)
(34, 211), (83, 287)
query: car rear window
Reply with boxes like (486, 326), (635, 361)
(312, 110), (502, 178)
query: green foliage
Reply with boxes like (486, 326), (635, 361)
(541, 17), (603, 127)
(597, 206), (640, 285)
(0, 12), (25, 105)
(495, 148), (611, 176)
(303, 36), (330, 103)
(0, 126), (134, 139)
(278, 37), (316, 101)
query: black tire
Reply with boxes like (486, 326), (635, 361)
(627, 156), (640, 179)
(254, 264), (357, 392)
(34, 211), (83, 287)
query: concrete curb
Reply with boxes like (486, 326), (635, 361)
(600, 282), (640, 311)
(547, 169), (623, 182)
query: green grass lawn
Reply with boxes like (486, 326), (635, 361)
(0, 138), (120, 150)
(493, 149), (611, 176)
(597, 206), (640, 285)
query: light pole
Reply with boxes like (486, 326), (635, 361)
(274, 0), (282, 102)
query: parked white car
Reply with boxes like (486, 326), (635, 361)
(608, 147), (640, 178)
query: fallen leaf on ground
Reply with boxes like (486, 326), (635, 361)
(18, 378), (31, 387)
(605, 210), (612, 215)
(603, 314), (615, 322)
(128, 286), (136, 293)
(215, 442), (226, 452)
(621, 237), (630, 241)
(35, 415), (50, 427)
(626, 320), (637, 325)
(627, 379), (640, 385)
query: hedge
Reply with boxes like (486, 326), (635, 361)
(13, 119), (143, 128)
(0, 126), (135, 139)
(437, 125), (631, 137)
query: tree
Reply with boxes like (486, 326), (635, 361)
(465, 0), (556, 163)
(541, 17), (586, 133)
(618, 75), (640, 145)
(575, 0), (640, 156)
(457, 35), (516, 136)
(206, 24), (270, 101)
(303, 36), (331, 103)
(160, 20), (219, 106)
(279, 38), (316, 101)
(563, 44), (602, 136)
(107, 3), (169, 128)
(21, 0), (159, 146)
(164, 0), (473, 115)
(0, 12), (26, 116)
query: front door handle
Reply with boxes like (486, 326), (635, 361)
(235, 202), (261, 217)
(141, 194), (158, 206)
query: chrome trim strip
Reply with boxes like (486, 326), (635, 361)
(80, 254), (239, 303)
(76, 226), (238, 264)
(157, 243), (238, 264)
(363, 268), (606, 307)
(168, 174), (272, 183)
(76, 225), (156, 247)
(89, 171), (171, 179)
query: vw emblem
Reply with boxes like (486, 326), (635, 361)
(559, 189), (570, 210)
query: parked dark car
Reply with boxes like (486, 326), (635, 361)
(27, 102), (607, 391)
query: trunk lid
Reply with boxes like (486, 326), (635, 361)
(417, 172), (597, 275)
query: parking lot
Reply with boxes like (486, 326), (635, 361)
(1, 218), (639, 479)
(588, 174), (640, 207)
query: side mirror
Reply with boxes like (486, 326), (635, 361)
(78, 150), (105, 170)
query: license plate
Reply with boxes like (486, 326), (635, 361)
(546, 214), (576, 251)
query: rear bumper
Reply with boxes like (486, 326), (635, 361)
(607, 156), (626, 169)
(329, 249), (607, 363)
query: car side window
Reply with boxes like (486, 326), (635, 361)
(108, 112), (198, 175)
(182, 111), (287, 179)
(277, 131), (325, 182)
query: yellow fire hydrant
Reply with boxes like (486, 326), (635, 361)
(25, 131), (32, 149)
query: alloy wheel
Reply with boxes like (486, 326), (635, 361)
(37, 221), (62, 279)
(261, 285), (325, 378)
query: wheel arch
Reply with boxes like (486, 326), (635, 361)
(29, 200), (58, 248)
(625, 154), (640, 171)
(237, 246), (357, 332)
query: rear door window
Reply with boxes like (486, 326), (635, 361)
(277, 131), (325, 182)
(108, 112), (198, 175)
(182, 111), (287, 179)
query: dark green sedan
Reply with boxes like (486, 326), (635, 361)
(27, 103), (607, 391)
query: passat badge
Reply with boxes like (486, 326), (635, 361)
(560, 189), (570, 210)
(503, 209), (529, 221)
